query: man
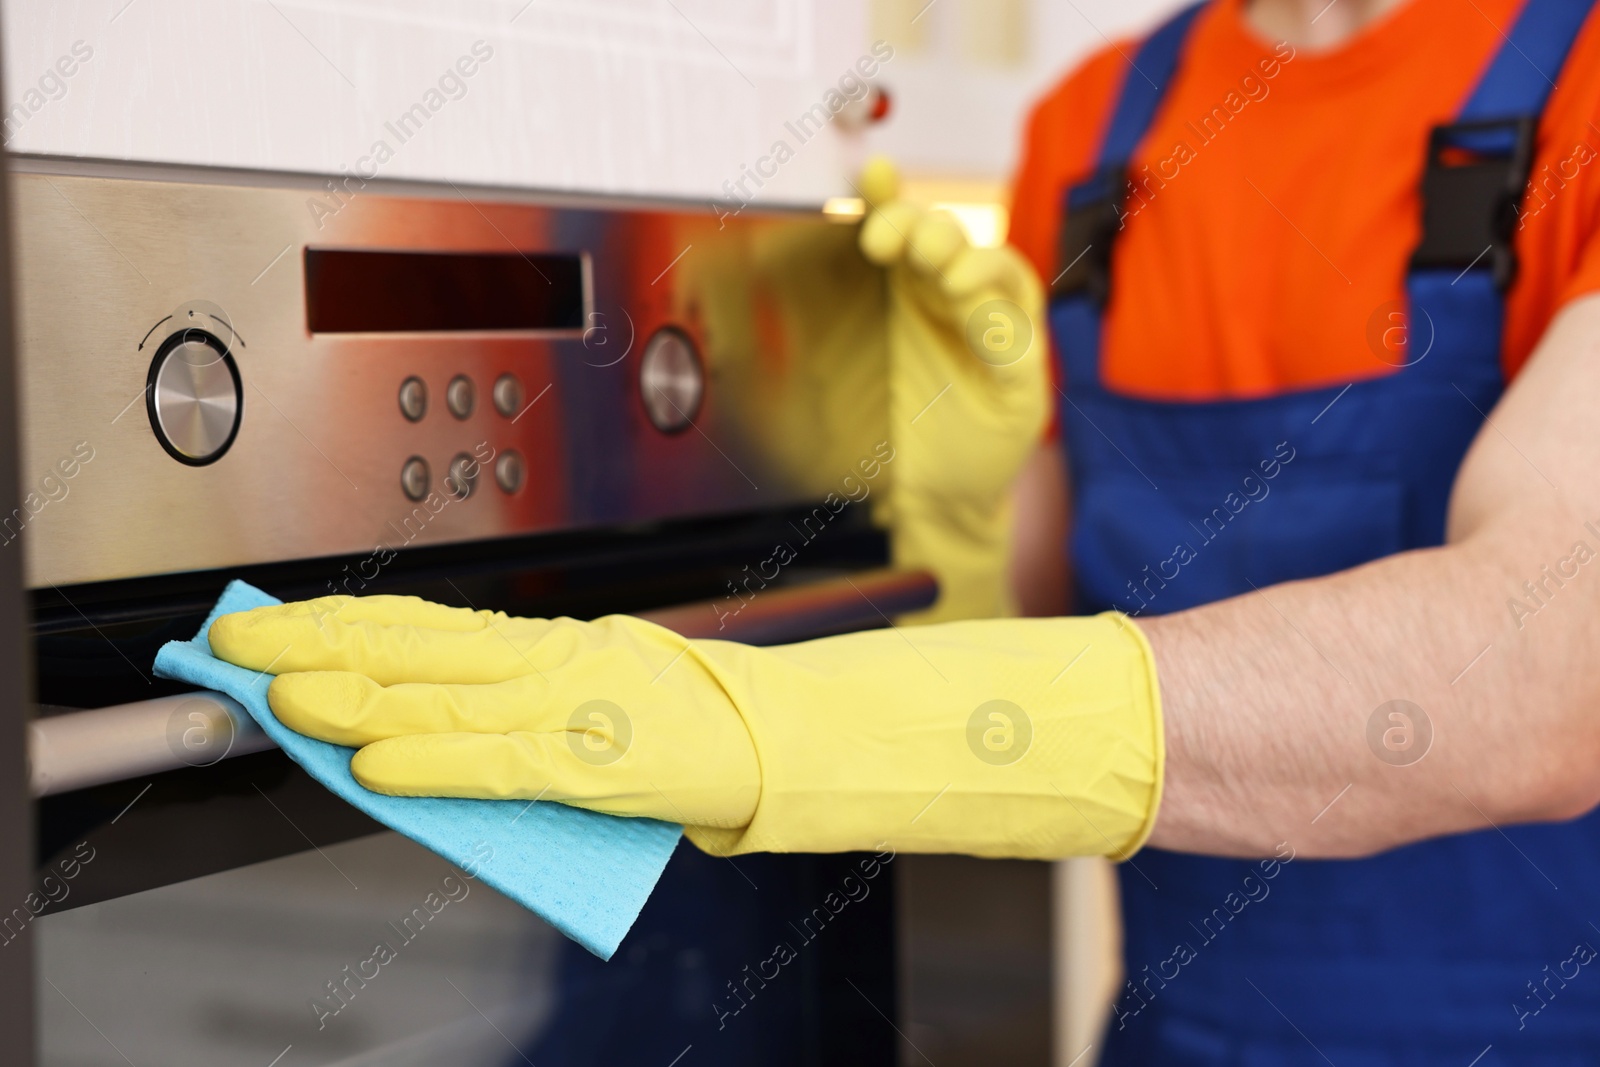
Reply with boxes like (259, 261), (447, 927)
(1005, 0), (1600, 1058)
(211, 0), (1600, 1058)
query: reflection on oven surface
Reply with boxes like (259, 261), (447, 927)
(38, 831), (896, 1066)
(39, 832), (560, 1066)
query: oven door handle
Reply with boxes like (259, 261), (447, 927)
(29, 567), (937, 797)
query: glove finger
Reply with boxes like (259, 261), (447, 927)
(353, 732), (756, 827)
(267, 671), (550, 747)
(942, 243), (1042, 308)
(209, 608), (563, 685)
(859, 200), (923, 266)
(906, 209), (968, 278)
(856, 156), (900, 206)
(931, 247), (1047, 376)
(224, 594), (494, 632)
(350, 731), (662, 816)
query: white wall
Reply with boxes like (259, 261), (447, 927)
(863, 0), (1183, 182)
(4, 0), (1185, 203)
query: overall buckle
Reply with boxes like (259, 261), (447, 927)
(1052, 167), (1125, 306)
(1409, 116), (1536, 292)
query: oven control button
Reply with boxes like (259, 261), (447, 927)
(445, 452), (479, 500)
(494, 450), (524, 494)
(492, 373), (523, 418)
(147, 329), (243, 465)
(639, 327), (704, 433)
(447, 375), (475, 419)
(400, 456), (430, 501)
(398, 376), (427, 421)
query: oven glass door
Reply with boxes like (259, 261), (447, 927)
(36, 830), (897, 1066)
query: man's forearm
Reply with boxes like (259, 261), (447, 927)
(1130, 293), (1600, 860)
(1140, 509), (1600, 858)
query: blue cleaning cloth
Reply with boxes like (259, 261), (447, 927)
(152, 579), (683, 960)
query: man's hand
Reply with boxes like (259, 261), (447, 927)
(209, 593), (1163, 860)
(210, 595), (762, 829)
(857, 158), (1051, 622)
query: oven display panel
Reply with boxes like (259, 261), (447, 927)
(305, 249), (586, 333)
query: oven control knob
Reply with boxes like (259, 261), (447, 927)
(146, 329), (243, 465)
(494, 450), (524, 494)
(639, 327), (704, 433)
(492, 373), (523, 418)
(445, 452), (479, 500)
(447, 375), (475, 419)
(398, 376), (427, 422)
(400, 456), (430, 501)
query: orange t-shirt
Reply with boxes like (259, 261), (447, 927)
(1010, 0), (1600, 401)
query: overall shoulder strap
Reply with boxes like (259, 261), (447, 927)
(1053, 0), (1206, 305)
(1100, 1), (1209, 166)
(1411, 0), (1599, 289)
(1462, 0), (1596, 121)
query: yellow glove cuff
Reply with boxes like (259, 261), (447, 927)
(685, 611), (1164, 861)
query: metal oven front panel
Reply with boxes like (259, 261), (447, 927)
(13, 161), (888, 589)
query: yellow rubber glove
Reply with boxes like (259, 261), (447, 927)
(858, 158), (1051, 624)
(209, 595), (1163, 860)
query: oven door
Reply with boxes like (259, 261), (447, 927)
(7, 158), (934, 1066)
(28, 528), (934, 1067)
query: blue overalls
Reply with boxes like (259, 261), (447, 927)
(1049, 0), (1600, 1061)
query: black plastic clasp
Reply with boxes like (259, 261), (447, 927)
(1409, 116), (1536, 292)
(1052, 167), (1126, 306)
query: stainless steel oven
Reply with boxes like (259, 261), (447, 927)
(10, 156), (939, 1066)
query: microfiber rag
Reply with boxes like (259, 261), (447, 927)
(152, 579), (683, 960)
